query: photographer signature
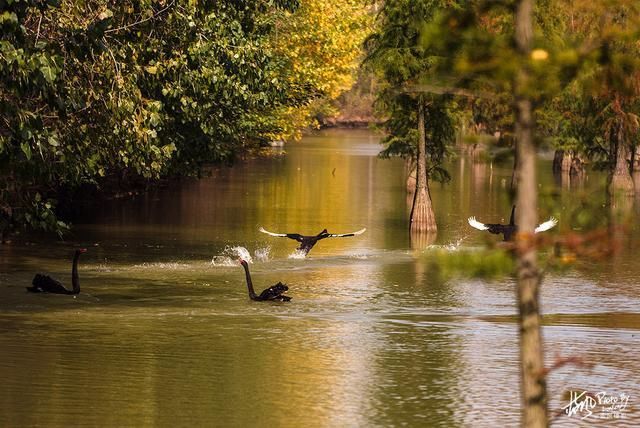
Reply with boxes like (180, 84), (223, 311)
(564, 390), (630, 420)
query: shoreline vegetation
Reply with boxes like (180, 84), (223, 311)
(0, 1), (371, 242)
(6, 2), (637, 247)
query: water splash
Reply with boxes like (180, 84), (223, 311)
(425, 237), (466, 252)
(346, 253), (370, 260)
(442, 237), (465, 251)
(211, 246), (253, 266)
(254, 246), (271, 262)
(288, 249), (307, 259)
(133, 262), (191, 270)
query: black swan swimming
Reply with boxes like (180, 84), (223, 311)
(27, 248), (87, 294)
(468, 205), (557, 241)
(259, 227), (366, 255)
(239, 259), (291, 302)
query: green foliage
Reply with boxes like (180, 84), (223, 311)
(418, 0), (640, 175)
(1, 0), (365, 238)
(422, 248), (514, 280)
(377, 93), (456, 182)
(365, 0), (459, 182)
(20, 192), (69, 237)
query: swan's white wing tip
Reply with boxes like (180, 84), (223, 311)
(468, 217), (489, 231)
(534, 217), (558, 233)
(259, 227), (285, 237)
(329, 228), (367, 238)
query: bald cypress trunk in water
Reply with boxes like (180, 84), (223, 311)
(407, 164), (417, 194)
(514, 1), (548, 426)
(410, 96), (437, 233)
(609, 131), (634, 194)
(410, 230), (437, 250)
(405, 157), (417, 194)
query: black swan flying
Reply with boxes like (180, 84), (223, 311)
(239, 259), (291, 302)
(259, 227), (366, 255)
(27, 248), (87, 294)
(468, 205), (557, 241)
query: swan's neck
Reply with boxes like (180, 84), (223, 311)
(242, 264), (258, 299)
(71, 252), (81, 294)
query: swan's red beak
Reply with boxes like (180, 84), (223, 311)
(239, 259), (245, 265)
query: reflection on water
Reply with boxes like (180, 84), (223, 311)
(0, 129), (639, 426)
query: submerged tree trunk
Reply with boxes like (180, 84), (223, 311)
(514, 1), (548, 427)
(609, 132), (634, 193)
(552, 150), (568, 173)
(409, 230), (437, 250)
(410, 96), (437, 233)
(553, 150), (585, 190)
(552, 150), (585, 175)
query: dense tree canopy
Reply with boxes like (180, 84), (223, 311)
(365, 0), (458, 180)
(261, 0), (371, 141)
(0, 0), (369, 238)
(417, 0), (640, 189)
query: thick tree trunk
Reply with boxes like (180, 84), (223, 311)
(514, 1), (548, 427)
(632, 146), (640, 173)
(406, 162), (417, 194)
(609, 133), (634, 193)
(410, 96), (437, 233)
(553, 150), (585, 191)
(570, 154), (585, 176)
(552, 150), (574, 173)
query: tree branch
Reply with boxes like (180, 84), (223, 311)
(104, 0), (176, 34)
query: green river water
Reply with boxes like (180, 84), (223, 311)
(0, 129), (638, 427)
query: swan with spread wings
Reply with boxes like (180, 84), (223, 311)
(259, 227), (366, 255)
(467, 206), (557, 241)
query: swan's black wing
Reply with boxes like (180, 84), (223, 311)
(27, 274), (69, 294)
(258, 282), (291, 301)
(468, 217), (507, 236)
(259, 227), (303, 242)
(484, 224), (509, 235)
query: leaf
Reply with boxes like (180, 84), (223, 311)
(145, 65), (157, 74)
(47, 135), (60, 147)
(98, 9), (114, 21)
(20, 142), (32, 160)
(40, 64), (57, 83)
(0, 12), (18, 25)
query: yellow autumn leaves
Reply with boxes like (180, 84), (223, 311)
(266, 0), (372, 142)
